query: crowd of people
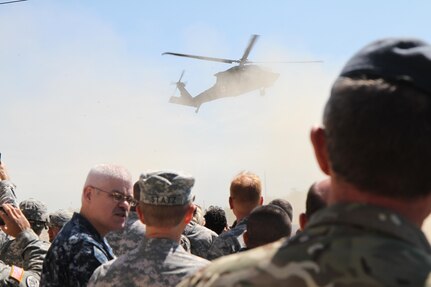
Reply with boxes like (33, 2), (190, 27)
(0, 37), (430, 287)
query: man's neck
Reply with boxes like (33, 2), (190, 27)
(330, 177), (431, 227)
(145, 225), (183, 242)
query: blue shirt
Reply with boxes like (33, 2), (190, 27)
(40, 212), (115, 287)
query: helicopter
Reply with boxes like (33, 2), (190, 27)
(163, 34), (321, 112)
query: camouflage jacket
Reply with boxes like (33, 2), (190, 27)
(206, 217), (247, 260)
(179, 203), (431, 287)
(40, 212), (115, 287)
(88, 237), (210, 287)
(183, 221), (218, 259)
(0, 229), (47, 287)
(0, 238), (50, 268)
(105, 211), (146, 256)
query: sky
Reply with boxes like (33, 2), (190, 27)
(1, 0), (431, 236)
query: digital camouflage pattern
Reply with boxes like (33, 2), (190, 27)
(183, 220), (218, 259)
(206, 217), (247, 260)
(88, 237), (210, 287)
(48, 209), (73, 229)
(40, 212), (115, 287)
(0, 180), (18, 207)
(0, 229), (48, 287)
(181, 234), (191, 253)
(138, 171), (194, 206)
(179, 203), (431, 287)
(106, 211), (146, 256)
(0, 237), (50, 267)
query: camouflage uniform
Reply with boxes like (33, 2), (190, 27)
(105, 211), (146, 256)
(88, 171), (211, 287)
(183, 220), (218, 259)
(206, 217), (247, 260)
(0, 229), (47, 287)
(40, 212), (115, 287)
(88, 237), (209, 287)
(0, 180), (18, 247)
(179, 203), (431, 287)
(1, 199), (50, 267)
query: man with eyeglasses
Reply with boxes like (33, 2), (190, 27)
(40, 164), (133, 287)
(88, 171), (210, 287)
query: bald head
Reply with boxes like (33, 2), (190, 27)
(299, 178), (330, 231)
(84, 164), (132, 192)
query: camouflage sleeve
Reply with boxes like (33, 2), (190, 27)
(0, 229), (45, 287)
(206, 236), (240, 260)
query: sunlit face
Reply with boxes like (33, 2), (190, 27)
(89, 178), (133, 236)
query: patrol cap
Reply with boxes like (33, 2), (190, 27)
(19, 198), (48, 223)
(340, 38), (431, 95)
(0, 181), (18, 207)
(49, 209), (73, 228)
(139, 171), (195, 206)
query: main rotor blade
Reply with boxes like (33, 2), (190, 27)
(163, 52), (238, 64)
(0, 0), (27, 4)
(240, 34), (259, 65)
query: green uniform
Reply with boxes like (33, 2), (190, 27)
(179, 203), (431, 287)
(0, 229), (47, 287)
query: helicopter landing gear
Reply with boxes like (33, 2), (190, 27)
(260, 89), (266, 96)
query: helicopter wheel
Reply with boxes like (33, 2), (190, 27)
(260, 89), (266, 96)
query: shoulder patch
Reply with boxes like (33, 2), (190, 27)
(9, 265), (24, 282)
(26, 276), (39, 287)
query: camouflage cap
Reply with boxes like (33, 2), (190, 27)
(49, 209), (73, 228)
(139, 171), (195, 206)
(19, 198), (48, 223)
(0, 180), (18, 207)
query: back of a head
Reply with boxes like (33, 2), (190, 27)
(230, 171), (262, 207)
(305, 179), (329, 218)
(20, 198), (48, 235)
(325, 38), (431, 199)
(192, 204), (205, 225)
(138, 171), (195, 228)
(204, 206), (227, 235)
(246, 205), (291, 249)
(268, 199), (293, 221)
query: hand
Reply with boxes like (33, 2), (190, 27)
(0, 162), (10, 181)
(0, 204), (31, 237)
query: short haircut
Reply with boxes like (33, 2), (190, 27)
(230, 171), (262, 204)
(268, 199), (293, 221)
(305, 183), (328, 217)
(324, 77), (431, 199)
(139, 202), (190, 228)
(204, 206), (227, 235)
(84, 164), (132, 190)
(246, 205), (291, 248)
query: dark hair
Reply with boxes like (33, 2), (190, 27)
(268, 198), (293, 221)
(324, 77), (431, 199)
(204, 206), (227, 235)
(246, 205), (291, 249)
(305, 183), (327, 217)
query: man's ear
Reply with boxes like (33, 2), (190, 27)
(136, 205), (146, 224)
(229, 197), (234, 210)
(243, 230), (249, 248)
(299, 213), (308, 231)
(184, 204), (195, 224)
(82, 186), (93, 203)
(259, 196), (263, 206)
(310, 126), (330, 175)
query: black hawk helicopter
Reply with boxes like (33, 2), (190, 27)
(163, 35), (321, 112)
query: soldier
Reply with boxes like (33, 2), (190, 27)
(40, 164), (134, 287)
(243, 204), (291, 250)
(204, 206), (228, 235)
(182, 202), (218, 259)
(88, 171), (210, 287)
(179, 38), (431, 286)
(0, 199), (50, 267)
(47, 209), (73, 242)
(106, 181), (146, 256)
(298, 178), (329, 231)
(0, 203), (48, 286)
(207, 171), (263, 260)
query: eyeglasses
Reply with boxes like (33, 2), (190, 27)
(90, 186), (138, 207)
